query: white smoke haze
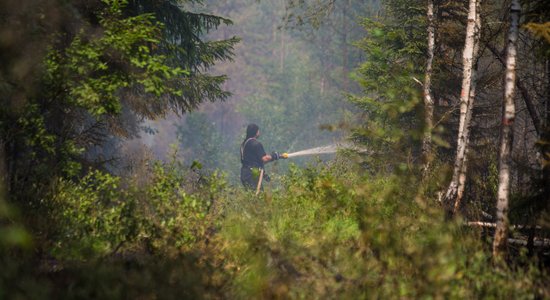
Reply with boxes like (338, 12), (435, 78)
(129, 0), (373, 179)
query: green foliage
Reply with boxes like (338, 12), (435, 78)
(50, 156), (215, 260)
(45, 0), (186, 117)
(2, 1), (550, 299)
(219, 163), (361, 298)
(2, 156), (549, 298)
(51, 170), (132, 259)
(0, 183), (42, 299)
(6, 0), (191, 189)
(2, 0), (237, 203)
(349, 17), (423, 171)
(127, 0), (239, 110)
(216, 163), (546, 298)
(0, 195), (32, 249)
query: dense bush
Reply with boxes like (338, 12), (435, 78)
(49, 156), (223, 261)
(1, 153), (228, 298)
(215, 161), (548, 299)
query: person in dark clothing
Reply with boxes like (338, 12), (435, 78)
(240, 123), (287, 189)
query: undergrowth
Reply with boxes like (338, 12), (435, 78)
(216, 162), (547, 299)
(1, 158), (548, 299)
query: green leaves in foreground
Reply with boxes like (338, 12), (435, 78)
(217, 163), (545, 299)
(0, 199), (32, 249)
(3, 160), (548, 298)
(50, 160), (215, 260)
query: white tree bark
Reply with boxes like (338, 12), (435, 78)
(493, 0), (520, 260)
(443, 0), (479, 212)
(422, 0), (436, 175)
(454, 2), (481, 213)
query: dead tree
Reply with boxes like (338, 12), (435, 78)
(493, 0), (520, 260)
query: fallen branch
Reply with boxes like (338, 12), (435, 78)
(466, 221), (550, 248)
(508, 237), (550, 248)
(466, 221), (542, 230)
(480, 210), (493, 219)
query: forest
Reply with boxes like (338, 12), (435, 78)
(1, 0), (550, 298)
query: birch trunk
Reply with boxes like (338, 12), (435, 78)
(454, 2), (481, 213)
(443, 0), (478, 213)
(486, 44), (541, 136)
(422, 0), (436, 175)
(493, 0), (520, 260)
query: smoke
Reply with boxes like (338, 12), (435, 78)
(129, 0), (373, 179)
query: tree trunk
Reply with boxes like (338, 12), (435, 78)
(280, 30), (285, 72)
(0, 139), (6, 199)
(454, 2), (482, 213)
(341, 0), (350, 91)
(280, 0), (286, 72)
(493, 0), (520, 260)
(547, 60), (550, 128)
(421, 0), (436, 176)
(486, 44), (541, 136)
(544, 60), (550, 210)
(443, 0), (478, 213)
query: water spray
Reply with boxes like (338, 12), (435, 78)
(285, 144), (338, 158)
(283, 143), (365, 159)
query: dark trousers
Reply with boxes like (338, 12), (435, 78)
(240, 166), (257, 190)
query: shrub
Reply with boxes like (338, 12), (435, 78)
(50, 158), (219, 260)
(216, 163), (547, 298)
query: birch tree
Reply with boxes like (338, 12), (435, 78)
(454, 2), (481, 213)
(421, 0), (436, 175)
(493, 0), (521, 259)
(443, 0), (479, 213)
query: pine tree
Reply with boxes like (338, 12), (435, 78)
(0, 0), (236, 202)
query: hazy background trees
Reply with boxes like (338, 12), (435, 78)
(140, 0), (377, 182)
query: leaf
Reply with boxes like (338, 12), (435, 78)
(190, 160), (203, 170)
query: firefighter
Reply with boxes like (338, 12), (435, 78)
(240, 123), (287, 190)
